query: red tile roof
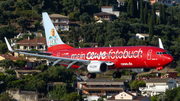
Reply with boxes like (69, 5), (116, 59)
(94, 12), (115, 16)
(101, 6), (113, 8)
(0, 54), (22, 61)
(16, 37), (46, 46)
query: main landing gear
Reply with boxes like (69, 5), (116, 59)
(113, 71), (121, 78)
(87, 73), (96, 79)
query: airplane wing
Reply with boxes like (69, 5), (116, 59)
(4, 37), (114, 69)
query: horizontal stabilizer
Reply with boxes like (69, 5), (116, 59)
(158, 38), (164, 49)
(4, 37), (14, 52)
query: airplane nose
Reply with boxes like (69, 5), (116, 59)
(168, 55), (174, 63)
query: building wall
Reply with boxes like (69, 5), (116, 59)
(20, 46), (24, 50)
(168, 73), (177, 79)
(115, 92), (133, 100)
(50, 17), (69, 31)
(7, 90), (38, 101)
(101, 7), (113, 12)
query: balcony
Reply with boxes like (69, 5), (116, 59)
(55, 26), (69, 31)
(139, 87), (168, 92)
(83, 87), (123, 91)
(52, 20), (68, 24)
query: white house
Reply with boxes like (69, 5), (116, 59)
(101, 6), (120, 17)
(135, 33), (149, 40)
(175, 79), (180, 87)
(84, 96), (100, 101)
(139, 78), (177, 97)
(107, 91), (151, 101)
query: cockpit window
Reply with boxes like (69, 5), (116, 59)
(156, 52), (168, 55)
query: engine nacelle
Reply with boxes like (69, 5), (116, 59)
(87, 62), (108, 73)
(131, 68), (151, 73)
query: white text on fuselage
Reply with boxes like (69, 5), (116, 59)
(69, 49), (143, 60)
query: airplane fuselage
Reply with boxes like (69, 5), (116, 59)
(49, 46), (173, 70)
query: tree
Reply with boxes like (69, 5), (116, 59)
(0, 2), (9, 11)
(149, 16), (154, 41)
(17, 17), (30, 32)
(159, 4), (162, 24)
(0, 43), (8, 54)
(174, 91), (180, 101)
(106, 0), (109, 6)
(15, 59), (27, 68)
(0, 92), (15, 101)
(4, 11), (14, 25)
(127, 37), (136, 46)
(24, 72), (48, 92)
(165, 87), (180, 101)
(68, 12), (80, 21)
(0, 72), (6, 81)
(40, 64), (48, 72)
(54, 84), (67, 99)
(144, 3), (148, 24)
(7, 0), (14, 6)
(151, 4), (156, 25)
(34, 20), (40, 31)
(162, 4), (165, 24)
(170, 8), (174, 25)
(65, 92), (80, 101)
(140, 0), (144, 23)
(129, 80), (146, 90)
(79, 13), (91, 24)
(151, 95), (158, 101)
(129, 0), (135, 17)
(98, 0), (103, 9)
(1, 59), (14, 69)
(5, 70), (16, 75)
(178, 11), (180, 26)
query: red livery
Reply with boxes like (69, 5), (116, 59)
(4, 12), (173, 78)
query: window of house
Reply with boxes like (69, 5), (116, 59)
(31, 46), (34, 49)
(59, 19), (61, 22)
(53, 19), (55, 22)
(24, 46), (26, 49)
(39, 45), (43, 49)
(124, 94), (126, 96)
(63, 19), (65, 21)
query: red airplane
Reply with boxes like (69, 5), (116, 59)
(4, 12), (173, 79)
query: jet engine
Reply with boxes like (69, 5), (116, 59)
(131, 68), (151, 73)
(87, 61), (108, 73)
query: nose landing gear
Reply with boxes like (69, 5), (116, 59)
(87, 73), (96, 79)
(156, 71), (161, 77)
(113, 71), (121, 78)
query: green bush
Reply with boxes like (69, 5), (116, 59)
(40, 64), (48, 72)
(36, 66), (41, 70)
(5, 70), (16, 75)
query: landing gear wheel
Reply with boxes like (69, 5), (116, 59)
(92, 73), (96, 78)
(117, 72), (121, 78)
(113, 72), (117, 78)
(87, 73), (96, 79)
(113, 72), (121, 78)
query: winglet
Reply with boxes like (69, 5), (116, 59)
(158, 38), (164, 49)
(4, 37), (14, 52)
